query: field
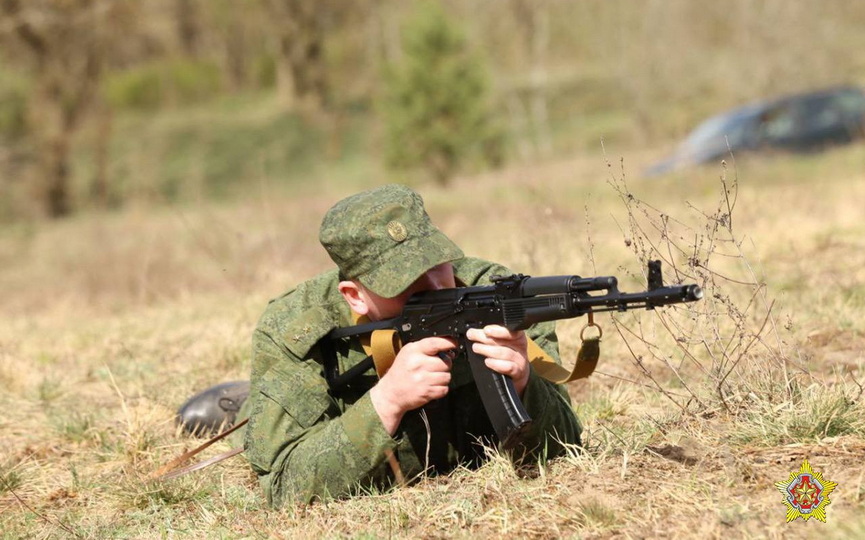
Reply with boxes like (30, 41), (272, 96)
(2, 143), (865, 539)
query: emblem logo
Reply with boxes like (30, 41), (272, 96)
(386, 220), (408, 242)
(774, 458), (837, 523)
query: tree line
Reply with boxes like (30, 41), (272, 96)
(1, 0), (523, 218)
(1, 0), (862, 219)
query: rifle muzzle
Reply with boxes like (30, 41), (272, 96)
(685, 284), (704, 301)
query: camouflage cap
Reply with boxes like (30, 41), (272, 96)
(319, 184), (464, 298)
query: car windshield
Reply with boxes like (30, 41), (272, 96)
(835, 88), (865, 116)
(679, 108), (758, 155)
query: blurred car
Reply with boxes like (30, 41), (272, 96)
(645, 85), (865, 176)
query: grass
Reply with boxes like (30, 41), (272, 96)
(2, 142), (865, 537)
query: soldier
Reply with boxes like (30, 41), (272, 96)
(178, 184), (581, 506)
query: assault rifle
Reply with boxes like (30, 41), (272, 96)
(328, 260), (702, 448)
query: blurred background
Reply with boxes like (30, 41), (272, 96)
(1, 0), (863, 222)
(4, 6), (865, 536)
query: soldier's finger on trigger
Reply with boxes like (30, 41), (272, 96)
(426, 352), (453, 372)
(437, 349), (457, 362)
(417, 336), (458, 356)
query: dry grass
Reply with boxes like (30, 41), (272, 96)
(2, 144), (865, 538)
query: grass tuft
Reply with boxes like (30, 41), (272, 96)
(733, 383), (865, 445)
(0, 464), (23, 494)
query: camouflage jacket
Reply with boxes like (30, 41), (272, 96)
(244, 257), (582, 506)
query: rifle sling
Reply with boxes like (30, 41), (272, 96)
(326, 315), (402, 384)
(329, 317), (397, 339)
(529, 336), (600, 383)
(328, 355), (374, 392)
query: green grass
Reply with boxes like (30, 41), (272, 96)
(85, 98), (323, 203)
(732, 384), (865, 446)
(63, 91), (383, 217)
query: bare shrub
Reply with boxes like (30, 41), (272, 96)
(599, 156), (865, 445)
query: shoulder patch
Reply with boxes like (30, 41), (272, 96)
(282, 306), (338, 360)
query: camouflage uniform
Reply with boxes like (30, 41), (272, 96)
(243, 185), (582, 506)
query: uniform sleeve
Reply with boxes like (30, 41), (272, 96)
(517, 320), (583, 460)
(244, 328), (397, 506)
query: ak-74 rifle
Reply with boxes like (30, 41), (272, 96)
(327, 260), (703, 448)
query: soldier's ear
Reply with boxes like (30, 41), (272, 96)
(338, 280), (370, 316)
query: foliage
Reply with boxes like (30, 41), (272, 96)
(0, 68), (28, 141)
(105, 60), (224, 111)
(379, 1), (503, 185)
(1, 0), (865, 218)
(100, 102), (327, 204)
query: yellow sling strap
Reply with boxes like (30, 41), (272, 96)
(367, 328), (400, 377)
(528, 315), (602, 383)
(351, 313), (601, 382)
(351, 313), (401, 377)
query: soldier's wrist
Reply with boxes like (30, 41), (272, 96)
(369, 385), (404, 435)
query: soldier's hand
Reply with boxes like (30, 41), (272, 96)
(466, 325), (530, 397)
(370, 336), (456, 435)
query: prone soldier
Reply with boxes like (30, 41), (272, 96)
(178, 184), (583, 505)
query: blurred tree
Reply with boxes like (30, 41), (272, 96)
(380, 1), (502, 185)
(0, 0), (138, 217)
(176, 0), (202, 57)
(510, 0), (552, 158)
(200, 0), (268, 93)
(262, 0), (330, 111)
